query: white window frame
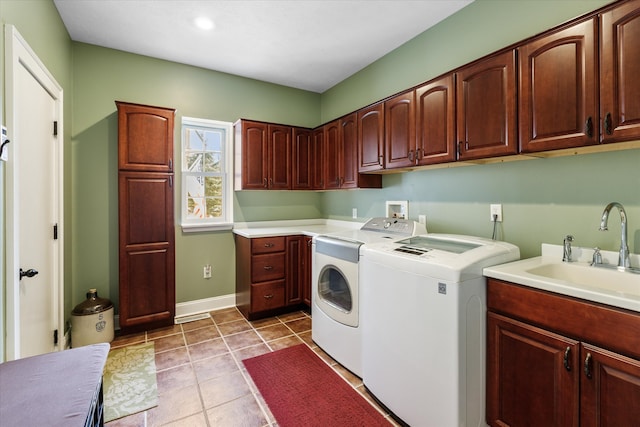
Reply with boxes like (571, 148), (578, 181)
(180, 116), (234, 232)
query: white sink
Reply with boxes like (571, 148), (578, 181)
(484, 244), (640, 312)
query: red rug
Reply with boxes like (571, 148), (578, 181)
(243, 344), (391, 427)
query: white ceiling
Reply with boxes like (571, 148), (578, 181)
(53, 0), (473, 93)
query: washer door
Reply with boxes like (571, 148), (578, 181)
(313, 254), (359, 327)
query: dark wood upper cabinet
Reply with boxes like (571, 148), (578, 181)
(340, 113), (358, 188)
(358, 102), (384, 172)
(600, 0), (640, 144)
(267, 124), (292, 190)
(311, 127), (325, 189)
(323, 119), (341, 189)
(116, 101), (175, 334)
(456, 50), (518, 160)
(116, 102), (174, 173)
(385, 91), (416, 170)
(235, 120), (291, 190)
(519, 17), (598, 152)
(415, 74), (456, 165)
(292, 127), (313, 190)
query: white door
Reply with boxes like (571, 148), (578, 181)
(5, 26), (64, 360)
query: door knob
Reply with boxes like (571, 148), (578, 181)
(19, 268), (39, 280)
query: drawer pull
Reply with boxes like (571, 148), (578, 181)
(264, 243), (274, 248)
(584, 353), (593, 379)
(563, 346), (571, 371)
(263, 294), (274, 299)
(263, 265), (273, 270)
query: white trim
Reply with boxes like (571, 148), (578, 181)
(174, 294), (236, 319)
(4, 25), (65, 360)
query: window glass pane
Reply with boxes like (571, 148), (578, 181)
(186, 174), (205, 198)
(206, 197), (222, 218)
(205, 130), (223, 152)
(187, 197), (205, 219)
(186, 153), (203, 172)
(205, 176), (223, 197)
(204, 153), (221, 172)
(186, 129), (204, 151)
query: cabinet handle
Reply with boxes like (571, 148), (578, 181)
(378, 155), (384, 166)
(457, 141), (462, 156)
(263, 265), (273, 270)
(169, 159), (173, 170)
(263, 294), (274, 299)
(169, 176), (173, 188)
(263, 177), (268, 188)
(416, 148), (423, 160)
(584, 353), (593, 379)
(269, 178), (273, 187)
(604, 112), (613, 135)
(563, 346), (571, 371)
(408, 150), (415, 162)
(585, 117), (593, 138)
(263, 243), (274, 248)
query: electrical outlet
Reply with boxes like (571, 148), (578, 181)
(418, 214), (426, 225)
(352, 208), (358, 219)
(203, 264), (212, 279)
(490, 204), (503, 222)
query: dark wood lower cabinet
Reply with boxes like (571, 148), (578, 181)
(236, 234), (311, 320)
(487, 279), (640, 427)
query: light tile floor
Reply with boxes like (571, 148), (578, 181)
(105, 307), (400, 426)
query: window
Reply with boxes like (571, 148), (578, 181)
(181, 117), (233, 231)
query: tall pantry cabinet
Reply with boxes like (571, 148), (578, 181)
(116, 101), (176, 334)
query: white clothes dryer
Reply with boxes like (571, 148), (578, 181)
(311, 217), (425, 377)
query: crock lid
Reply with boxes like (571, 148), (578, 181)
(71, 289), (113, 315)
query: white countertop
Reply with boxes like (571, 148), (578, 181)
(232, 218), (363, 238)
(484, 244), (640, 313)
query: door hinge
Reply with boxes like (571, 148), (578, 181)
(53, 224), (58, 240)
(53, 329), (59, 345)
(53, 121), (58, 137)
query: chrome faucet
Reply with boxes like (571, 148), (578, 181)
(599, 202), (630, 269)
(563, 235), (573, 262)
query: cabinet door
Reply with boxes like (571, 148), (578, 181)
(415, 74), (456, 165)
(311, 127), (325, 189)
(519, 18), (598, 152)
(456, 50), (517, 160)
(580, 343), (640, 427)
(240, 121), (269, 189)
(324, 120), (341, 189)
(385, 91), (416, 169)
(118, 172), (175, 331)
(286, 236), (305, 306)
(340, 113), (358, 188)
(116, 102), (175, 173)
(487, 312), (579, 427)
(358, 103), (384, 172)
(600, 0), (640, 144)
(292, 128), (312, 190)
(267, 124), (291, 189)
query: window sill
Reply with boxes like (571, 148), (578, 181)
(181, 222), (233, 233)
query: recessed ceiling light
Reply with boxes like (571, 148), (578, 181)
(194, 16), (214, 31)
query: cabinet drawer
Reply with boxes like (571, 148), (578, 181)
(252, 253), (285, 282)
(251, 281), (285, 312)
(251, 237), (286, 254)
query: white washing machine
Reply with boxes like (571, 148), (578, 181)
(361, 234), (520, 427)
(312, 217), (425, 377)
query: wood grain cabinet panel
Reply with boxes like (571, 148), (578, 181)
(358, 102), (384, 172)
(487, 278), (640, 427)
(600, 0), (640, 144)
(415, 74), (456, 165)
(292, 127), (313, 190)
(456, 50), (518, 160)
(385, 91), (416, 170)
(519, 17), (598, 152)
(311, 127), (325, 189)
(116, 102), (175, 333)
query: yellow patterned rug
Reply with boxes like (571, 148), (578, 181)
(103, 342), (158, 422)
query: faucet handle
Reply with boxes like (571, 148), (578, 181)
(591, 247), (602, 266)
(563, 235), (574, 262)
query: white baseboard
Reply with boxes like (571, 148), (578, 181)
(175, 294), (236, 320)
(114, 293), (236, 330)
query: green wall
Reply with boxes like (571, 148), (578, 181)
(320, 0), (640, 259)
(1, 0), (73, 358)
(71, 43), (322, 309)
(2, 0), (639, 330)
